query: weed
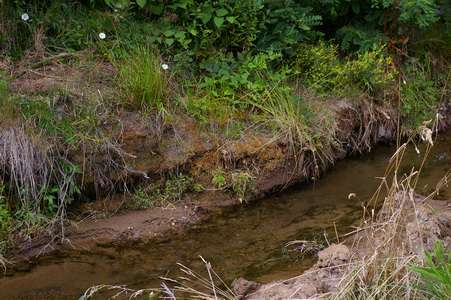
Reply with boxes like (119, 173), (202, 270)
(211, 168), (254, 201)
(412, 241), (451, 299)
(114, 46), (168, 111)
(180, 94), (232, 126)
(130, 174), (194, 209)
(230, 171), (254, 202)
(211, 169), (227, 190)
(130, 186), (156, 209)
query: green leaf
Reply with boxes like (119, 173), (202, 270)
(174, 31), (186, 40)
(226, 16), (236, 23)
(164, 38), (175, 46)
(149, 3), (164, 15)
(188, 27), (198, 36)
(351, 2), (360, 14)
(214, 17), (224, 28)
(136, 0), (147, 8)
(199, 11), (212, 24)
(163, 30), (175, 37)
(107, 0), (130, 9)
(216, 8), (228, 17)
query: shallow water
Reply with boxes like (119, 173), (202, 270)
(0, 132), (450, 299)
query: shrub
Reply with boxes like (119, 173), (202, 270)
(115, 46), (168, 110)
(295, 42), (394, 97)
(338, 47), (395, 96)
(295, 42), (341, 93)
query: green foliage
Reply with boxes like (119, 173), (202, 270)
(180, 95), (231, 125)
(130, 174), (194, 209)
(340, 48), (394, 96)
(230, 171), (254, 202)
(337, 25), (387, 52)
(0, 76), (7, 99)
(114, 46), (168, 110)
(98, 0), (321, 60)
(295, 42), (394, 96)
(211, 168), (254, 200)
(412, 241), (451, 299)
(0, 76), (17, 126)
(211, 169), (227, 190)
(4, 0), (447, 61)
(199, 51), (283, 99)
(398, 0), (440, 29)
(19, 94), (100, 145)
(401, 55), (440, 128)
(254, 0), (322, 55)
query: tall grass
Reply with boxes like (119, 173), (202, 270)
(252, 84), (338, 176)
(114, 46), (168, 111)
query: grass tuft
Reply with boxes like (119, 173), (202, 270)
(114, 46), (168, 111)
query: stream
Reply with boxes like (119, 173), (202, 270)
(0, 132), (450, 299)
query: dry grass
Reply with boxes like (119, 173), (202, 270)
(331, 132), (450, 299)
(161, 256), (237, 300)
(0, 125), (81, 242)
(0, 127), (54, 208)
(81, 256), (236, 300)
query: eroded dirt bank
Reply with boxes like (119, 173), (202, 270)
(7, 97), (451, 269)
(233, 196), (451, 299)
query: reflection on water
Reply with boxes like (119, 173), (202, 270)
(0, 131), (449, 299)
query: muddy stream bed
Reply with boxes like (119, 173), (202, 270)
(0, 132), (450, 299)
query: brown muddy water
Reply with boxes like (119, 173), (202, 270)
(0, 132), (450, 299)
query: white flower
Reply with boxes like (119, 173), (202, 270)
(21, 13), (29, 22)
(98, 32), (106, 40)
(161, 63), (169, 70)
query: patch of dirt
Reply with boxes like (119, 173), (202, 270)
(10, 51), (116, 100)
(10, 191), (236, 267)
